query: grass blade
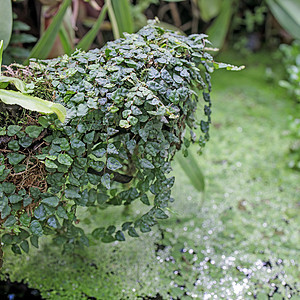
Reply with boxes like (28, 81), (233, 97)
(106, 0), (120, 39)
(76, 4), (108, 51)
(26, 0), (72, 63)
(111, 0), (134, 36)
(59, 27), (73, 55)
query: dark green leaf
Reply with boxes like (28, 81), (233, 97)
(29, 220), (43, 237)
(42, 196), (60, 207)
(128, 227), (139, 237)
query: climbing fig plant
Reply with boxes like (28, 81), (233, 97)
(0, 23), (243, 255)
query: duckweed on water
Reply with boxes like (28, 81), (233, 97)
(1, 52), (299, 299)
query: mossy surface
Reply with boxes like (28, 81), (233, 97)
(1, 51), (300, 299)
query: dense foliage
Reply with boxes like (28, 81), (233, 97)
(0, 23), (241, 255)
(279, 41), (300, 170)
(279, 40), (300, 102)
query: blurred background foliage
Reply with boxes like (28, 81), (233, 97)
(0, 0), (299, 64)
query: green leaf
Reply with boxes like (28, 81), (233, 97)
(0, 76), (27, 93)
(30, 235), (39, 248)
(34, 204), (46, 220)
(42, 196), (60, 207)
(47, 216), (60, 229)
(206, 0), (234, 49)
(92, 227), (105, 239)
(101, 234), (115, 243)
(3, 215), (16, 227)
(7, 125), (21, 136)
(107, 157), (122, 171)
(119, 119), (130, 128)
(0, 89), (66, 123)
(56, 206), (68, 219)
(197, 0), (222, 22)
(115, 230), (125, 241)
(58, 153), (73, 166)
(266, 0), (300, 40)
(2, 233), (14, 245)
(9, 194), (23, 204)
(101, 173), (111, 189)
(111, 0), (134, 37)
(176, 151), (205, 192)
(1, 204), (11, 219)
(26, 0), (72, 61)
(25, 126), (43, 138)
(29, 220), (43, 237)
(77, 4), (108, 51)
(0, 0), (13, 50)
(7, 153), (26, 165)
(155, 208), (169, 219)
(58, 26), (73, 56)
(140, 158), (155, 169)
(19, 213), (31, 227)
(11, 244), (22, 255)
(140, 194), (150, 205)
(128, 227), (139, 237)
(45, 159), (58, 169)
(20, 240), (29, 253)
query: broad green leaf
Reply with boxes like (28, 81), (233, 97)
(0, 76), (27, 93)
(26, 0), (72, 61)
(266, 0), (300, 40)
(197, 0), (222, 22)
(0, 89), (66, 122)
(1, 234), (14, 245)
(0, 0), (12, 50)
(206, 0), (234, 49)
(77, 4), (108, 51)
